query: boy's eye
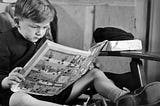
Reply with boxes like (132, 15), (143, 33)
(43, 26), (49, 29)
(29, 25), (38, 29)
(30, 26), (37, 28)
(29, 25), (48, 29)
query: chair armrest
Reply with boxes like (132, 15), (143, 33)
(99, 51), (160, 62)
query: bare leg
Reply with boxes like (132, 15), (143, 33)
(66, 68), (128, 103)
(10, 92), (62, 106)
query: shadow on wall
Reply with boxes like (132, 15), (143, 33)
(54, 4), (84, 49)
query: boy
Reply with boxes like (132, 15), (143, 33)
(0, 0), (130, 106)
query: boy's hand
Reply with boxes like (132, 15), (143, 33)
(89, 59), (103, 70)
(1, 67), (25, 89)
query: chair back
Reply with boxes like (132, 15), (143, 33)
(0, 12), (15, 33)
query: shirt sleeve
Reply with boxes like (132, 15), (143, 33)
(0, 35), (11, 92)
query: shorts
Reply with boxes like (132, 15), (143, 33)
(31, 84), (73, 105)
(3, 84), (73, 106)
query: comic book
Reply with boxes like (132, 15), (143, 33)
(11, 39), (108, 96)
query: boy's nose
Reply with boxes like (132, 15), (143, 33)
(35, 33), (41, 36)
(36, 29), (43, 36)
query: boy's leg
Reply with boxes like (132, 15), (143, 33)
(65, 68), (129, 103)
(9, 68), (128, 106)
(10, 92), (62, 106)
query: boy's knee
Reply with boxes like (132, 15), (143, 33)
(90, 68), (105, 78)
(9, 92), (30, 106)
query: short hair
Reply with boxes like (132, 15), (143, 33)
(14, 0), (56, 23)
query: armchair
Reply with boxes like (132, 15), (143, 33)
(72, 27), (160, 106)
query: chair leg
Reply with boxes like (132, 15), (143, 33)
(130, 58), (147, 87)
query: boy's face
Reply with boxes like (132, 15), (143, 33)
(18, 18), (50, 43)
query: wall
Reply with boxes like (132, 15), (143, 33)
(147, 0), (160, 82)
(53, 4), (85, 49)
(0, 3), (9, 12)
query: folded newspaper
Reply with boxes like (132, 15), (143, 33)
(2, 0), (17, 3)
(11, 40), (108, 96)
(102, 39), (142, 51)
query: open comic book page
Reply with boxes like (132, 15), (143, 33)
(11, 40), (108, 96)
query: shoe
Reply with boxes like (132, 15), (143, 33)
(116, 81), (160, 106)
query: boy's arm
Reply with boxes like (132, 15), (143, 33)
(0, 35), (12, 92)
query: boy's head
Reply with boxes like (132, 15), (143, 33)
(15, 0), (56, 23)
(14, 0), (56, 43)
